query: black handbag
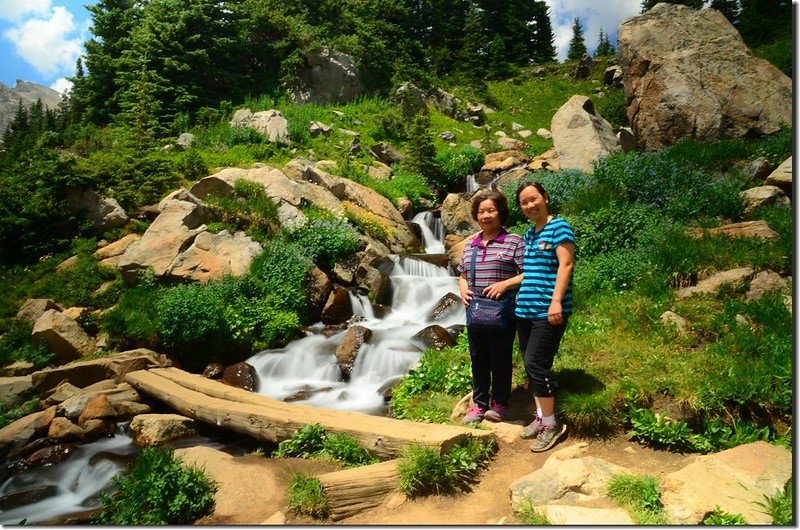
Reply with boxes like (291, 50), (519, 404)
(465, 244), (515, 329)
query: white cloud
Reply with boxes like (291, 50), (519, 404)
(0, 0), (51, 22)
(4, 6), (82, 77)
(51, 77), (72, 94)
(543, 0), (642, 60)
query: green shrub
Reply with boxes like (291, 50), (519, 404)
(273, 424), (379, 467)
(0, 320), (54, 369)
(94, 446), (217, 525)
(515, 500), (551, 525)
(175, 150), (209, 181)
(101, 284), (162, 351)
(435, 145), (484, 187)
(592, 152), (743, 221)
(246, 240), (313, 316)
(286, 211), (361, 269)
(397, 437), (495, 497)
(287, 473), (330, 519)
(204, 179), (280, 242)
(559, 389), (619, 437)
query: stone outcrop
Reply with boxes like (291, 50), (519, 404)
(15, 299), (62, 325)
(334, 326), (372, 380)
(740, 185), (790, 215)
(65, 188), (129, 232)
(550, 95), (620, 173)
(676, 267), (754, 299)
(660, 441), (791, 524)
(291, 48), (365, 105)
(117, 198), (211, 284)
(764, 157), (792, 198)
(618, 4), (792, 151)
(439, 193), (479, 238)
(31, 310), (96, 364)
(230, 109), (290, 143)
(94, 233), (141, 267)
(130, 413), (198, 446)
(166, 230), (262, 283)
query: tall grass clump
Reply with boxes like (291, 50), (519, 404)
(435, 145), (484, 188)
(287, 473), (330, 519)
(606, 473), (669, 525)
(755, 482), (793, 525)
(204, 179), (281, 242)
(397, 437), (496, 497)
(101, 283), (163, 352)
(94, 446), (217, 525)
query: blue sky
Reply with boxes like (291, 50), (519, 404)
(0, 0), (644, 94)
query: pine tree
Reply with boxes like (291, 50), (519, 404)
(530, 1), (556, 64)
(403, 110), (441, 194)
(709, 0), (740, 24)
(566, 18), (588, 62)
(594, 28), (616, 57)
(738, 0), (791, 47)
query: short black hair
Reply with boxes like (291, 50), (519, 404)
(471, 190), (511, 226)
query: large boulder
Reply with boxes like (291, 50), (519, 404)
(15, 299), (63, 325)
(550, 95), (620, 173)
(66, 188), (129, 231)
(661, 441), (791, 524)
(31, 310), (96, 364)
(334, 325), (371, 380)
(117, 199), (211, 284)
(618, 4), (792, 151)
(764, 157), (792, 199)
(230, 109), (289, 143)
(166, 230), (262, 283)
(440, 193), (479, 238)
(291, 47), (365, 104)
(130, 413), (198, 447)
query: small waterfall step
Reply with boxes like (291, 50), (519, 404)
(125, 367), (494, 459)
(403, 253), (450, 268)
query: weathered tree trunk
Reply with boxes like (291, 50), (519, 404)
(125, 368), (494, 459)
(317, 459), (401, 521)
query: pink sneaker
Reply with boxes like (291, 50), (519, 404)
(483, 401), (506, 422)
(462, 404), (485, 424)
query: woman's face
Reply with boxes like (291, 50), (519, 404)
(518, 185), (549, 223)
(476, 198), (502, 234)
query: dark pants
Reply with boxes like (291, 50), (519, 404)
(517, 317), (568, 398)
(467, 324), (515, 410)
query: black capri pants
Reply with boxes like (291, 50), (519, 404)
(517, 316), (569, 397)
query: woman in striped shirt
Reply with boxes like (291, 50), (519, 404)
(457, 190), (524, 424)
(515, 181), (575, 452)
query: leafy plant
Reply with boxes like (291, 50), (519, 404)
(287, 473), (330, 519)
(273, 423), (379, 468)
(286, 210), (361, 269)
(702, 507), (747, 525)
(755, 481), (792, 525)
(435, 145), (484, 187)
(94, 446), (217, 525)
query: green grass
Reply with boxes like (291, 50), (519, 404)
(606, 473), (670, 525)
(515, 499), (551, 524)
(287, 473), (330, 519)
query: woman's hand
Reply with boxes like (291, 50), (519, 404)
(459, 276), (472, 306)
(547, 299), (564, 325)
(482, 281), (506, 300)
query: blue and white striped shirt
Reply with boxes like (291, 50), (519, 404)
(515, 217), (575, 320)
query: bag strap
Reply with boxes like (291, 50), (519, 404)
(469, 243), (479, 291)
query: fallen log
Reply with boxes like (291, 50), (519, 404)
(125, 368), (493, 459)
(317, 459), (400, 521)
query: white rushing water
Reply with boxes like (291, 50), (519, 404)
(410, 211), (446, 254)
(247, 255), (463, 413)
(0, 425), (137, 525)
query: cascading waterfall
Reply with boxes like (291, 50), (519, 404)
(410, 211), (446, 254)
(0, 209), (461, 523)
(0, 424), (138, 525)
(247, 254), (462, 414)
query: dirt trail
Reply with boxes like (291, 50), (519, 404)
(282, 389), (693, 525)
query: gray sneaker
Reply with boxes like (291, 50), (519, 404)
(530, 421), (567, 452)
(520, 417), (542, 439)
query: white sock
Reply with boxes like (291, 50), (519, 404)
(541, 414), (556, 427)
(536, 408), (542, 419)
